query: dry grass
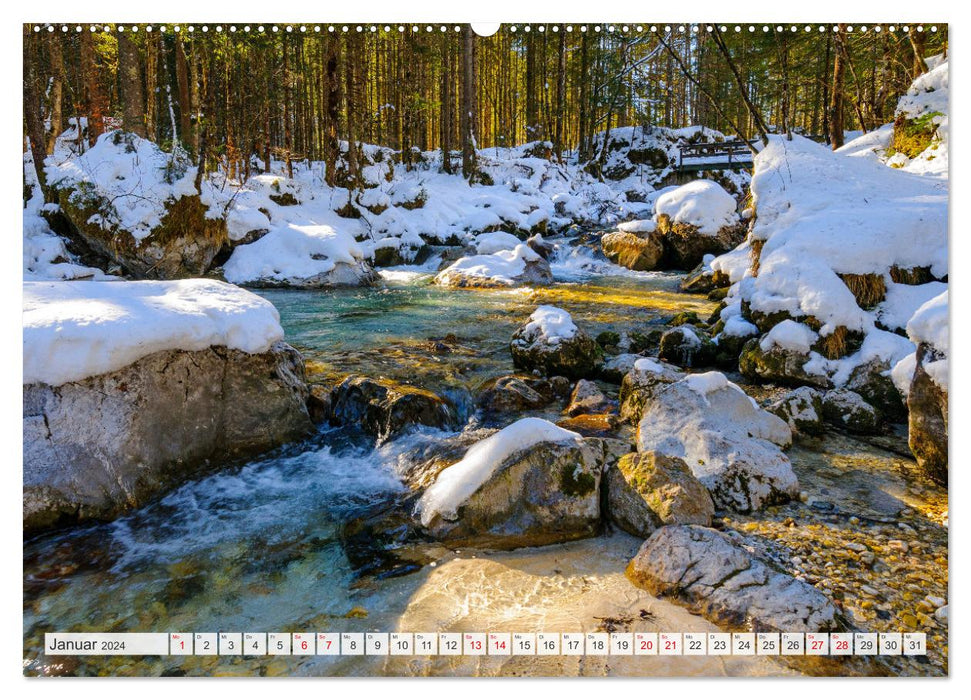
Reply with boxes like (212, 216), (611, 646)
(838, 273), (887, 309)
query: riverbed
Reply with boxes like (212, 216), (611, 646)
(22, 249), (948, 677)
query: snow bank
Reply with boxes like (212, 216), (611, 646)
(24, 279), (284, 386)
(521, 305), (578, 345)
(417, 417), (581, 525)
(759, 319), (818, 354)
(224, 223), (367, 286)
(654, 180), (738, 235)
(741, 134), (946, 336)
(45, 131), (201, 241)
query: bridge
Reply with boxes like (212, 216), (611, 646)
(677, 140), (760, 174)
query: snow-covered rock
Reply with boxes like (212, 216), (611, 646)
(654, 180), (745, 269)
(821, 389), (880, 434)
(24, 341), (313, 531)
(636, 372), (797, 512)
(605, 452), (714, 538)
(510, 306), (602, 379)
(734, 133), (945, 391)
(893, 291), (948, 482)
(626, 525), (838, 632)
(769, 387), (825, 438)
(23, 279), (285, 386)
(890, 56), (948, 177)
(658, 325), (715, 368)
(45, 131), (228, 278)
(434, 244), (553, 288)
(619, 357), (684, 422)
(474, 230), (522, 255)
(415, 418), (604, 548)
(224, 222), (379, 288)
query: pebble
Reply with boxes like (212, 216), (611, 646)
(860, 585), (879, 596)
(846, 542), (868, 553)
(926, 595), (945, 607)
(935, 605), (948, 622)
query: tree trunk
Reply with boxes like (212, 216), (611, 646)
(829, 24), (847, 150)
(323, 42), (340, 186)
(460, 25), (477, 180)
(24, 27), (50, 200)
(175, 33), (192, 152)
(145, 34), (159, 141)
(46, 32), (65, 153)
(79, 31), (107, 146)
(554, 28), (566, 161)
(118, 32), (147, 137)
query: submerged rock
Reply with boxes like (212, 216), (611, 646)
(626, 525), (838, 632)
(636, 372), (797, 512)
(907, 343), (948, 484)
(769, 387), (825, 438)
(680, 260), (730, 294)
(821, 389), (880, 434)
(600, 230), (665, 271)
(23, 342), (313, 531)
(605, 452), (714, 538)
(555, 413), (620, 438)
(415, 418), (604, 549)
(510, 306), (602, 379)
(328, 375), (457, 442)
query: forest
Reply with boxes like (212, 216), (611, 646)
(23, 23), (948, 190)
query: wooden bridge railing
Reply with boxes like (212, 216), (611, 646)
(677, 140), (760, 172)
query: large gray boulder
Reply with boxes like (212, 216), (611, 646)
(626, 525), (838, 632)
(605, 452), (714, 538)
(769, 387), (825, 438)
(618, 357), (684, 423)
(600, 230), (665, 271)
(415, 418), (605, 548)
(23, 342), (313, 531)
(636, 372), (798, 512)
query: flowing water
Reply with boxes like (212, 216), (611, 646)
(21, 243), (946, 677)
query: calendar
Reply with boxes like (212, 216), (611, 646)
(43, 632), (928, 657)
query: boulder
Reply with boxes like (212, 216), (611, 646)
(600, 230), (665, 271)
(656, 215), (746, 270)
(328, 375), (457, 442)
(738, 337), (832, 389)
(526, 233), (556, 260)
(769, 387), (825, 438)
(845, 359), (906, 420)
(600, 353), (641, 384)
(48, 131), (229, 279)
(23, 342), (313, 531)
(434, 245), (553, 288)
(476, 375), (559, 416)
(565, 379), (616, 417)
(626, 525), (838, 632)
(906, 343), (948, 484)
(555, 413), (620, 438)
(415, 418), (605, 548)
(821, 389), (880, 434)
(658, 325), (715, 367)
(510, 306), (602, 379)
(636, 372), (797, 512)
(605, 452), (714, 538)
(618, 357), (684, 423)
(680, 260), (730, 294)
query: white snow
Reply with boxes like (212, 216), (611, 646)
(617, 219), (657, 234)
(417, 417), (582, 525)
(654, 179), (739, 235)
(721, 314), (759, 338)
(759, 319), (819, 354)
(223, 222), (367, 286)
(23, 279), (284, 386)
(474, 231), (522, 254)
(521, 305), (578, 345)
(894, 290), (949, 388)
(877, 281), (947, 332)
(45, 131), (200, 241)
(435, 244), (542, 287)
